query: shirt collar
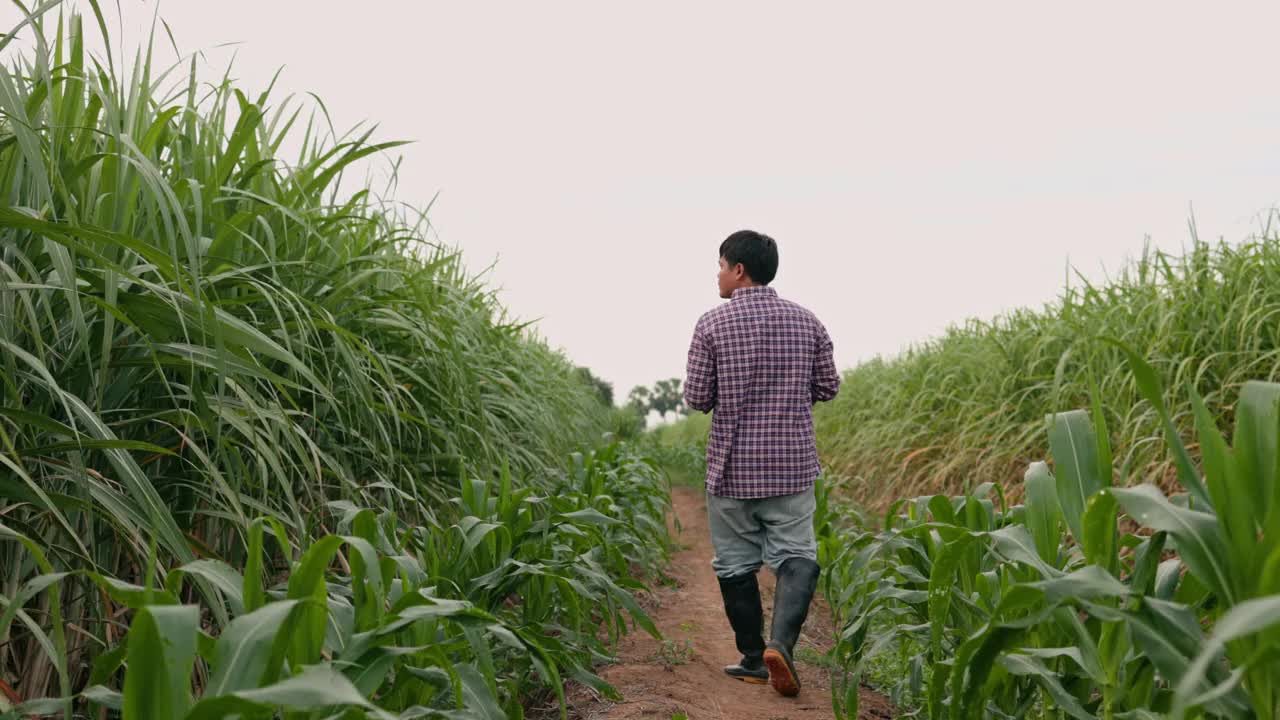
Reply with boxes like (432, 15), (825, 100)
(731, 286), (776, 300)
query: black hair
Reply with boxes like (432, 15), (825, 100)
(719, 230), (779, 285)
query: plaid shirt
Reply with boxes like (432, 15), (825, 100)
(684, 286), (841, 498)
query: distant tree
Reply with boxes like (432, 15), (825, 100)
(625, 378), (687, 424)
(575, 366), (614, 407)
(649, 378), (686, 421)
(627, 384), (651, 409)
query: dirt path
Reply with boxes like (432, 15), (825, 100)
(560, 486), (895, 720)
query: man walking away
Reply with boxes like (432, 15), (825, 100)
(683, 230), (841, 698)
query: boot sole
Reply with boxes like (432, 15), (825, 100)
(731, 675), (769, 685)
(763, 648), (800, 697)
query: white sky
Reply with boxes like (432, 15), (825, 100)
(6, 2), (1280, 401)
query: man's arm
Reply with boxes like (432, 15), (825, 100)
(684, 324), (717, 413)
(811, 326), (840, 403)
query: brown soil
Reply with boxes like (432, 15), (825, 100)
(552, 486), (896, 720)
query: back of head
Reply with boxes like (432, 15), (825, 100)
(720, 230), (779, 285)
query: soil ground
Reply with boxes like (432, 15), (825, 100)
(544, 485), (896, 720)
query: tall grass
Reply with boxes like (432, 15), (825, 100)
(815, 232), (1280, 510)
(641, 413), (708, 487)
(820, 355), (1280, 719)
(0, 6), (659, 715)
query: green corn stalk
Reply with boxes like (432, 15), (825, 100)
(1, 441), (673, 718)
(825, 345), (1280, 719)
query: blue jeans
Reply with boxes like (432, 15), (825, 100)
(706, 487), (818, 578)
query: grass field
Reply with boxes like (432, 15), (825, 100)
(814, 233), (1280, 511)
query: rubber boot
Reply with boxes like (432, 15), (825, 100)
(717, 571), (768, 683)
(764, 557), (821, 697)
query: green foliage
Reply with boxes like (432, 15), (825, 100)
(652, 639), (695, 669)
(575, 366), (614, 407)
(821, 350), (1280, 719)
(648, 378), (686, 419)
(650, 413), (711, 449)
(641, 413), (710, 487)
(627, 385), (653, 411)
(1, 441), (673, 718)
(0, 7), (670, 717)
(815, 236), (1280, 509)
(627, 378), (687, 421)
(606, 404), (647, 441)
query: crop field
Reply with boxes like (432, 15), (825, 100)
(0, 8), (671, 719)
(653, 224), (1280, 719)
(818, 351), (1280, 718)
(7, 4), (1280, 720)
(813, 235), (1280, 512)
(804, 228), (1280, 717)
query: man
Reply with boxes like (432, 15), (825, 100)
(683, 230), (841, 698)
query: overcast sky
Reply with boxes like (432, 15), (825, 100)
(7, 2), (1280, 400)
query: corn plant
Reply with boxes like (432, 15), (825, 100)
(824, 347), (1280, 719)
(1, 440), (671, 718)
